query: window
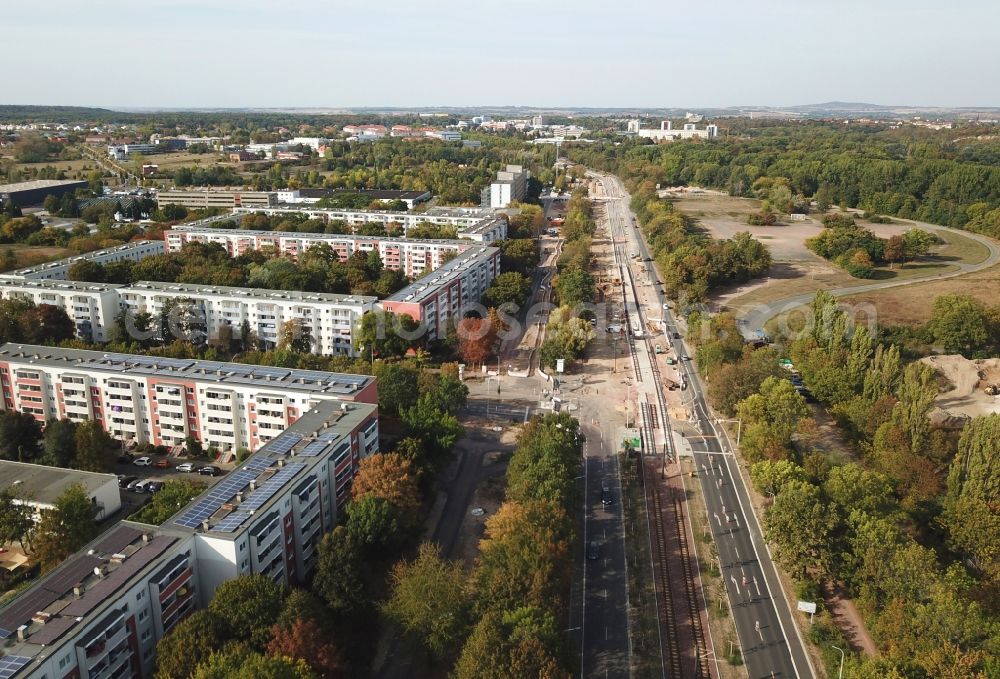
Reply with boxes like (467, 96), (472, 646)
(138, 609), (148, 621)
(136, 591), (144, 601)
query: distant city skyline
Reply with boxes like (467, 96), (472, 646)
(5, 0), (1000, 109)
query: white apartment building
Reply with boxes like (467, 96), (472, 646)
(228, 204), (507, 242)
(488, 164), (529, 208)
(0, 279), (122, 342)
(155, 189), (277, 210)
(381, 245), (501, 340)
(0, 241), (166, 281)
(164, 227), (475, 278)
(0, 344), (377, 453)
(634, 120), (719, 141)
(119, 282), (376, 356)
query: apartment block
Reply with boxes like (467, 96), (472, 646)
(0, 241), (166, 281)
(229, 204), (507, 242)
(0, 279), (122, 342)
(119, 282), (376, 356)
(381, 245), (500, 340)
(155, 189), (277, 210)
(0, 396), (378, 679)
(487, 164), (529, 208)
(164, 227), (474, 279)
(0, 344), (377, 453)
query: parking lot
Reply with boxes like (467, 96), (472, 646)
(112, 454), (221, 515)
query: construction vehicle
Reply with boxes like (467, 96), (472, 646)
(985, 384), (1000, 396)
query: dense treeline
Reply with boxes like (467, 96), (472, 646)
(383, 412), (582, 677)
(693, 293), (1000, 677)
(567, 122), (1000, 231)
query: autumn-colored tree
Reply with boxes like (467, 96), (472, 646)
(267, 618), (345, 678)
(350, 453), (421, 516)
(154, 610), (229, 679)
(456, 316), (497, 368)
(884, 234), (906, 268)
(32, 484), (98, 572)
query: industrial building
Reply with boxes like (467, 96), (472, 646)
(0, 179), (88, 208)
(119, 283), (376, 356)
(0, 460), (121, 521)
(0, 279), (123, 342)
(0, 344), (377, 453)
(632, 120), (719, 141)
(0, 398), (379, 679)
(381, 245), (501, 340)
(155, 189), (277, 210)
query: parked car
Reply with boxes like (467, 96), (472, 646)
(118, 475), (137, 489)
(134, 480), (153, 493)
(126, 478), (144, 491)
(146, 481), (165, 493)
(133, 456), (152, 467)
(654, 344), (663, 354)
(672, 332), (681, 340)
(587, 540), (601, 560)
(153, 458), (171, 469)
(176, 462), (196, 473)
(198, 465), (222, 476)
(666, 356), (677, 365)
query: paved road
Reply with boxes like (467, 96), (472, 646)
(740, 219), (1000, 337)
(593, 171), (815, 679)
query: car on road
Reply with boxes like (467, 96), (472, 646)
(117, 453), (134, 464)
(153, 458), (171, 469)
(587, 541), (601, 560)
(663, 303), (670, 310)
(133, 456), (152, 467)
(601, 482), (614, 506)
(176, 462), (196, 473)
(117, 475), (137, 489)
(198, 465), (222, 476)
(672, 332), (681, 339)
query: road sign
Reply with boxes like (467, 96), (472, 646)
(556, 358), (565, 373)
(796, 600), (817, 614)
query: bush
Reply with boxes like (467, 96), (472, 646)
(821, 213), (856, 228)
(747, 211), (777, 226)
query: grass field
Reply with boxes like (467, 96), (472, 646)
(0, 245), (73, 271)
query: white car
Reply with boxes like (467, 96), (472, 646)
(176, 462), (196, 473)
(133, 456), (152, 467)
(663, 303), (670, 310)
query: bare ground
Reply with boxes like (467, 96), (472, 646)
(921, 354), (1000, 420)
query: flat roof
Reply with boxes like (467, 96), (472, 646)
(335, 189), (430, 200)
(123, 281), (376, 305)
(0, 179), (87, 194)
(168, 399), (376, 537)
(0, 344), (375, 397)
(2, 240), (163, 277)
(0, 279), (122, 293)
(0, 522), (187, 668)
(386, 246), (499, 304)
(168, 226), (470, 248)
(0, 461), (117, 507)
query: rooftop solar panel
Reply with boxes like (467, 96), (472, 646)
(25, 614), (77, 645)
(239, 463), (305, 512)
(211, 510), (252, 533)
(0, 655), (32, 679)
(173, 469), (258, 529)
(265, 432), (303, 456)
(298, 441), (329, 457)
(0, 589), (61, 636)
(91, 525), (142, 555)
(242, 456), (276, 472)
(41, 555), (104, 596)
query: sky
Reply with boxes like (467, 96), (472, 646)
(4, 0), (1000, 109)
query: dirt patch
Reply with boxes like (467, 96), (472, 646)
(921, 354), (1000, 420)
(455, 474), (506, 570)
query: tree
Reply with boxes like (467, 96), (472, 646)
(454, 607), (568, 679)
(884, 234), (906, 268)
(67, 259), (107, 283)
(764, 480), (838, 579)
(277, 318), (312, 353)
(749, 460), (808, 497)
(130, 480), (206, 525)
(345, 495), (402, 555)
(372, 361), (419, 414)
(313, 526), (366, 617)
(208, 574), (286, 648)
(552, 265), (593, 305)
(400, 395), (463, 468)
(499, 239), (539, 276)
(427, 373), (468, 415)
(927, 294), (993, 355)
(351, 453), (421, 516)
(32, 484), (98, 572)
(41, 418), (77, 467)
(706, 346), (785, 416)
(456, 316), (498, 367)
(382, 542), (471, 661)
(0, 410), (42, 462)
(154, 610), (230, 679)
(823, 463), (896, 517)
(0, 487), (33, 551)
(355, 310), (421, 359)
(74, 420), (116, 471)
(267, 618), (344, 678)
(736, 377), (811, 461)
(192, 650), (316, 679)
(483, 271), (532, 308)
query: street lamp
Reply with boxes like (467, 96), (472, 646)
(715, 417), (742, 446)
(831, 645), (845, 679)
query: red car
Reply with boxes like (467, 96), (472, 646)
(153, 458), (171, 469)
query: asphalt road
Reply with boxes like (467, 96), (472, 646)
(594, 171), (814, 679)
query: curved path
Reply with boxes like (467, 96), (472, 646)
(740, 220), (1000, 335)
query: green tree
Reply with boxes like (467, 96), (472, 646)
(372, 361), (419, 414)
(313, 526), (366, 617)
(823, 463), (896, 517)
(764, 480), (838, 579)
(41, 418), (77, 467)
(192, 650), (315, 679)
(74, 419), (116, 471)
(382, 542), (471, 660)
(355, 310), (421, 358)
(67, 259), (107, 282)
(927, 294), (993, 355)
(454, 607), (568, 679)
(400, 394), (463, 468)
(749, 460), (808, 497)
(208, 574), (286, 648)
(0, 487), (33, 551)
(483, 271), (532, 307)
(154, 610), (230, 679)
(32, 483), (98, 572)
(0, 410), (43, 462)
(345, 495), (402, 556)
(736, 376), (811, 461)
